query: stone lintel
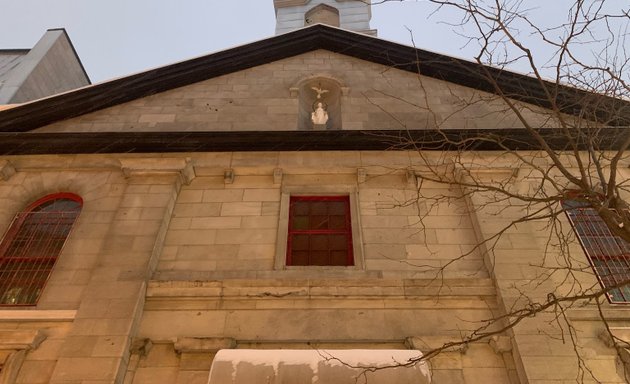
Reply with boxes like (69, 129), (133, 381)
(174, 337), (236, 353)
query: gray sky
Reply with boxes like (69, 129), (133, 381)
(0, 1), (625, 83)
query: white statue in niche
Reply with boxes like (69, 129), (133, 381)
(311, 86), (330, 126)
(311, 102), (329, 125)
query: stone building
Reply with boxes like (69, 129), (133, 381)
(0, 29), (89, 105)
(0, 1), (629, 383)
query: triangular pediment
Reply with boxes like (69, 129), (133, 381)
(0, 24), (626, 134)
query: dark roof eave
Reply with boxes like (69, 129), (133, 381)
(0, 24), (628, 132)
(0, 129), (627, 155)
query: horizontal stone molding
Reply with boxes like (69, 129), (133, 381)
(405, 335), (469, 353)
(174, 337), (236, 353)
(0, 310), (76, 322)
(145, 279), (497, 307)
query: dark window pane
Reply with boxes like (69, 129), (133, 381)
(310, 235), (328, 250)
(311, 202), (328, 215)
(292, 216), (310, 230)
(293, 202), (310, 216)
(311, 215), (328, 230)
(328, 202), (346, 215)
(330, 235), (348, 250)
(292, 235), (309, 250)
(310, 251), (329, 266)
(330, 251), (348, 266)
(329, 215), (346, 230)
(291, 251), (309, 266)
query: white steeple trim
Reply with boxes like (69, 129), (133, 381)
(274, 0), (376, 36)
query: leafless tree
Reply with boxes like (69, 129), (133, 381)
(350, 1), (630, 382)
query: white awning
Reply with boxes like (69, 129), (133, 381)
(208, 349), (431, 384)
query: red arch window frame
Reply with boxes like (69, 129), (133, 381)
(562, 198), (630, 303)
(0, 193), (83, 306)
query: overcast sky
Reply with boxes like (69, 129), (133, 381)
(0, 1), (625, 83)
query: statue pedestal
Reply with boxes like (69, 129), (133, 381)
(312, 123), (327, 130)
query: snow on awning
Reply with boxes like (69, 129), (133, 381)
(208, 349), (431, 384)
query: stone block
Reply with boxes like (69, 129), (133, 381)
(202, 189), (244, 202)
(15, 359), (56, 384)
(242, 189), (280, 202)
(173, 203), (221, 218)
(92, 336), (129, 358)
(176, 370), (210, 384)
(50, 357), (120, 381)
(462, 367), (510, 384)
(59, 336), (97, 358)
(190, 217), (241, 229)
(237, 244), (275, 260)
(165, 229), (217, 245)
(241, 216), (278, 228)
(131, 367), (178, 384)
(175, 244), (239, 261)
(220, 202), (262, 216)
(215, 229), (276, 244)
(139, 344), (179, 368)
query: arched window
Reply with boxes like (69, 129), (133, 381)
(563, 199), (630, 303)
(0, 193), (82, 306)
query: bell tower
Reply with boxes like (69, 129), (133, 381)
(273, 0), (377, 36)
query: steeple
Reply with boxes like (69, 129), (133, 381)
(273, 0), (377, 36)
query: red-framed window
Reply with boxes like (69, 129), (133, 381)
(0, 193), (82, 306)
(287, 195), (354, 266)
(563, 199), (630, 303)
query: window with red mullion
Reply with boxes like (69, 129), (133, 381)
(0, 193), (82, 306)
(287, 196), (353, 266)
(563, 200), (630, 303)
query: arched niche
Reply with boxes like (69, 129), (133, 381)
(304, 4), (340, 27)
(296, 77), (343, 130)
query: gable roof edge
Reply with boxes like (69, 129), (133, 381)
(0, 24), (627, 132)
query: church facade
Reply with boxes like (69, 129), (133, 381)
(0, 1), (629, 383)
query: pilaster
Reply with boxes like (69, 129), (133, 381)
(48, 158), (189, 384)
